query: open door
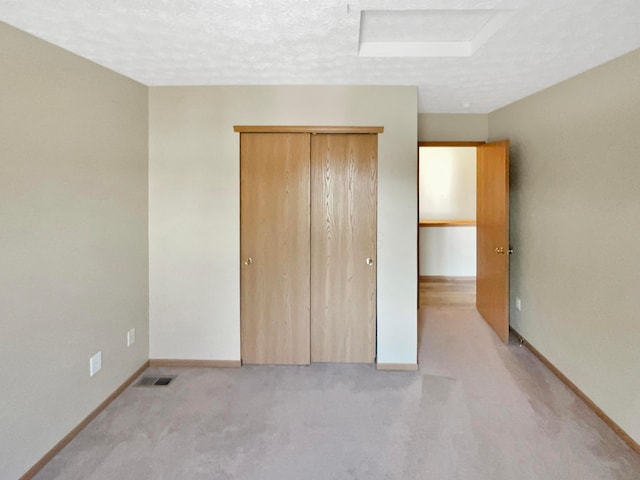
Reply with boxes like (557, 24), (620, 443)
(476, 140), (510, 342)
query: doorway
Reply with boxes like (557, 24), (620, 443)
(417, 140), (510, 343)
(418, 142), (482, 308)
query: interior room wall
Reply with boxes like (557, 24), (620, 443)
(418, 113), (488, 142)
(419, 147), (476, 219)
(420, 226), (476, 277)
(0, 22), (149, 479)
(148, 86), (418, 366)
(489, 48), (640, 444)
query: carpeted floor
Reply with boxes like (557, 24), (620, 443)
(34, 306), (640, 479)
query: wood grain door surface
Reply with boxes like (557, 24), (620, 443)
(476, 140), (510, 342)
(310, 134), (377, 363)
(240, 133), (311, 364)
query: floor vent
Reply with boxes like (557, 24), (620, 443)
(135, 376), (175, 387)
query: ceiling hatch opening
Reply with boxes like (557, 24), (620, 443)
(358, 9), (515, 57)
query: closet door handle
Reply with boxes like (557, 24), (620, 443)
(243, 257), (253, 265)
(366, 257), (374, 266)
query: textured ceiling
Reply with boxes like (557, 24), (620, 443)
(1, 0), (639, 113)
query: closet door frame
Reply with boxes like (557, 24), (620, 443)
(234, 125), (384, 366)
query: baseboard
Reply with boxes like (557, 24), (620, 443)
(419, 275), (476, 282)
(376, 362), (419, 371)
(511, 329), (640, 456)
(20, 360), (150, 480)
(149, 359), (241, 368)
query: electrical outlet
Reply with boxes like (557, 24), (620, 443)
(89, 351), (102, 377)
(127, 328), (136, 347)
(515, 297), (522, 311)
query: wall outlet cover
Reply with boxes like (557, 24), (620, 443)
(127, 328), (136, 347)
(89, 351), (102, 377)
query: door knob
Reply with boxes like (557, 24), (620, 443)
(243, 257), (253, 265)
(495, 247), (505, 254)
(366, 257), (374, 266)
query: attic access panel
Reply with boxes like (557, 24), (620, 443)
(359, 9), (515, 57)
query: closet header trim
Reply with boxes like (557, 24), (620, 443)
(233, 126), (384, 134)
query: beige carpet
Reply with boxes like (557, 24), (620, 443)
(35, 306), (640, 479)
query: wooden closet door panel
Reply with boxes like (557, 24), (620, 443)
(240, 133), (311, 365)
(310, 134), (377, 363)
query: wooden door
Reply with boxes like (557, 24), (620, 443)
(240, 133), (311, 364)
(476, 140), (510, 342)
(310, 134), (377, 363)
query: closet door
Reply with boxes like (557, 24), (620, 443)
(310, 134), (377, 363)
(240, 133), (311, 365)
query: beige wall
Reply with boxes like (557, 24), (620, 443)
(0, 22), (149, 478)
(489, 49), (640, 444)
(418, 113), (488, 142)
(149, 86), (418, 365)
